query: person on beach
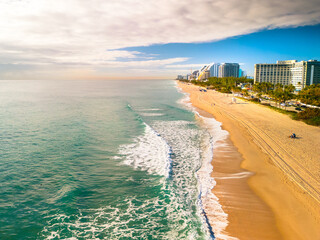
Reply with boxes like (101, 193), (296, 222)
(290, 133), (296, 138)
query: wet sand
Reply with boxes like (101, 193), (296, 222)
(178, 81), (320, 240)
(211, 136), (283, 239)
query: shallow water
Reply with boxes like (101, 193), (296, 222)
(0, 80), (225, 239)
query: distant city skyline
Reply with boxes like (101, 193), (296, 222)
(127, 25), (320, 78)
(0, 0), (319, 80)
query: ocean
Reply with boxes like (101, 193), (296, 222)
(0, 80), (228, 240)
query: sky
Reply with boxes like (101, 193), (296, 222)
(0, 0), (320, 80)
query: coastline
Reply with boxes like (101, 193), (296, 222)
(177, 81), (320, 240)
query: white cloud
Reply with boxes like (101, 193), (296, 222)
(0, 0), (319, 79)
(104, 58), (189, 68)
(165, 64), (208, 69)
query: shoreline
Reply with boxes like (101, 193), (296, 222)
(178, 81), (320, 240)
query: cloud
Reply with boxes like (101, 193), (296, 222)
(0, 46), (144, 65)
(0, 0), (319, 79)
(165, 64), (208, 69)
(103, 58), (189, 68)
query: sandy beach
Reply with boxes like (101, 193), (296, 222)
(178, 81), (320, 240)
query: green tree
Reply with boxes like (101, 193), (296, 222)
(232, 86), (242, 94)
(285, 84), (295, 93)
(275, 83), (283, 89)
(242, 89), (249, 97)
(191, 76), (253, 94)
(252, 83), (263, 93)
(271, 89), (281, 107)
(298, 84), (320, 106)
(271, 88), (294, 109)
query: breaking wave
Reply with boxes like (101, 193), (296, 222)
(118, 123), (173, 178)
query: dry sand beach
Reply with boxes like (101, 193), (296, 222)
(178, 81), (320, 240)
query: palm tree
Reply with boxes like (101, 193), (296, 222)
(252, 83), (262, 93)
(275, 83), (283, 89)
(297, 82), (301, 91)
(271, 89), (281, 107)
(285, 84), (295, 93)
(272, 88), (294, 109)
(281, 90), (294, 110)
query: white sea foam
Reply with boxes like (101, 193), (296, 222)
(40, 119), (214, 239)
(118, 123), (172, 178)
(137, 108), (162, 111)
(140, 112), (165, 117)
(41, 195), (202, 240)
(176, 84), (239, 240)
(45, 231), (60, 240)
(177, 89), (193, 110)
(197, 116), (240, 240)
(214, 172), (252, 180)
(118, 119), (216, 239)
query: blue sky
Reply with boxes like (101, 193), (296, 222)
(0, 0), (320, 80)
(121, 24), (320, 76)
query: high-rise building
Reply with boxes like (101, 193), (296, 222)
(239, 69), (247, 77)
(197, 64), (212, 80)
(305, 60), (320, 86)
(254, 60), (320, 90)
(219, 63), (240, 77)
(190, 70), (199, 80)
(209, 63), (220, 77)
(176, 75), (184, 80)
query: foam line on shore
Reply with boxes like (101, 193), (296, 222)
(177, 85), (238, 240)
(214, 172), (253, 180)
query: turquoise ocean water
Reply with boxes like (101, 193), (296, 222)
(0, 80), (226, 239)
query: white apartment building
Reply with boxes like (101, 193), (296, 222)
(254, 60), (320, 90)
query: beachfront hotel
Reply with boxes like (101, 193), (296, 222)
(254, 60), (320, 90)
